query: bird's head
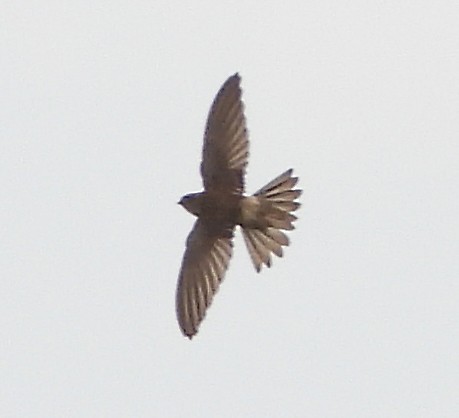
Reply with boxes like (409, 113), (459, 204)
(178, 192), (203, 217)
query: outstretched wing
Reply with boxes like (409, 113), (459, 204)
(201, 73), (249, 195)
(176, 219), (234, 338)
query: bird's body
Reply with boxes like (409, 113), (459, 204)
(176, 74), (302, 338)
(180, 191), (241, 223)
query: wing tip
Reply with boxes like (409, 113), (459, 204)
(227, 72), (241, 87)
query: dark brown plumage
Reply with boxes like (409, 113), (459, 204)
(177, 74), (302, 338)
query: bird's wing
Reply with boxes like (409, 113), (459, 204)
(201, 73), (249, 195)
(176, 219), (234, 338)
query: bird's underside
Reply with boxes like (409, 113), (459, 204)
(176, 73), (302, 338)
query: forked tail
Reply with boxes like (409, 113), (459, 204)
(242, 169), (302, 272)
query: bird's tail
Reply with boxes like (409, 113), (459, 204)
(241, 169), (302, 272)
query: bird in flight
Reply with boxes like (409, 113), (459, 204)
(176, 73), (302, 338)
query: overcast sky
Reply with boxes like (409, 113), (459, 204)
(2, 1), (459, 417)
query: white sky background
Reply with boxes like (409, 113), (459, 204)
(1, 1), (458, 417)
